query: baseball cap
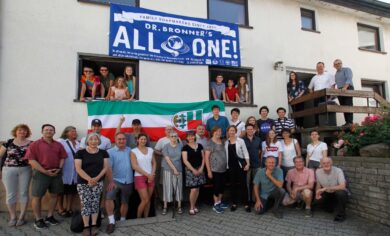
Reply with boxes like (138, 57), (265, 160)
(132, 119), (141, 125)
(91, 119), (102, 126)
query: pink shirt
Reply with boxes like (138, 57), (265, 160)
(286, 167), (315, 190)
(25, 138), (67, 169)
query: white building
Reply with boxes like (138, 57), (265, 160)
(1, 0), (389, 140)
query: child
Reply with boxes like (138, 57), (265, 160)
(225, 79), (239, 103)
(110, 76), (130, 100)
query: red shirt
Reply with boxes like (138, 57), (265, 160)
(225, 87), (238, 101)
(25, 138), (67, 169)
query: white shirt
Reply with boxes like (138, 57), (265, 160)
(80, 134), (112, 150)
(308, 72), (335, 91)
(262, 141), (283, 158)
(154, 137), (171, 152)
(307, 142), (328, 162)
(132, 147), (154, 176)
(281, 139), (298, 167)
(230, 119), (245, 137)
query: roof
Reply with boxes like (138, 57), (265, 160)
(320, 0), (390, 18)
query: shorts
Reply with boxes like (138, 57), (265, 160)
(134, 176), (155, 190)
(63, 184), (78, 195)
(31, 170), (64, 197)
(212, 172), (226, 197)
(105, 181), (134, 205)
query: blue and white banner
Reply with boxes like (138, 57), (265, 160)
(109, 4), (240, 67)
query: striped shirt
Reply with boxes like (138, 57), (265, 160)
(274, 118), (295, 139)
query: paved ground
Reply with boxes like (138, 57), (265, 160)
(1, 206), (390, 236)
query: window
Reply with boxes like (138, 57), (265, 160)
(77, 54), (139, 101)
(78, 0), (138, 6)
(358, 23), (381, 51)
(209, 67), (253, 106)
(361, 80), (387, 107)
(208, 0), (249, 26)
(300, 8), (316, 31)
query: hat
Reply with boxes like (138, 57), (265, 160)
(132, 119), (141, 125)
(91, 119), (102, 126)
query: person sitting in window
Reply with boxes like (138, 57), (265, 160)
(109, 77), (130, 101)
(237, 76), (250, 104)
(98, 65), (115, 99)
(79, 67), (104, 102)
(211, 74), (226, 102)
(225, 79), (239, 103)
(123, 66), (137, 101)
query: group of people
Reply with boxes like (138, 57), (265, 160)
(0, 102), (349, 236)
(79, 65), (137, 101)
(211, 75), (250, 104)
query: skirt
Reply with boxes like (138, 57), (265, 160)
(185, 168), (206, 188)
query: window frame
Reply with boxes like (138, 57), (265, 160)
(76, 53), (139, 102)
(77, 0), (139, 7)
(207, 0), (251, 28)
(357, 23), (381, 52)
(208, 66), (256, 107)
(300, 8), (317, 32)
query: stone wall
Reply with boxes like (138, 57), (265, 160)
(332, 156), (390, 226)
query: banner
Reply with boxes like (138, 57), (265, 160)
(109, 4), (240, 67)
(87, 100), (225, 142)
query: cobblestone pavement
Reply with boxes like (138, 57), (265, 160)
(1, 206), (390, 236)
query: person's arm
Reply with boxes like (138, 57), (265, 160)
(80, 83), (87, 101)
(308, 78), (314, 93)
(265, 169), (283, 188)
(100, 84), (105, 99)
(278, 151), (282, 167)
(109, 87), (116, 100)
(199, 149), (205, 173)
(204, 149), (212, 179)
(241, 141), (250, 170)
(29, 160), (55, 176)
(116, 116), (125, 134)
(130, 78), (136, 100)
(106, 164), (116, 191)
(124, 89), (131, 100)
(342, 69), (353, 91)
(306, 145), (310, 167)
(286, 178), (292, 195)
(225, 89), (231, 103)
(164, 155), (178, 175)
(222, 88), (227, 102)
(245, 88), (249, 103)
(153, 141), (163, 156)
(321, 143), (328, 159)
(91, 83), (97, 99)
(253, 183), (263, 211)
(94, 158), (109, 182)
(0, 146), (6, 179)
(211, 86), (218, 100)
(295, 140), (302, 157)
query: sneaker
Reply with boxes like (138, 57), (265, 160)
(212, 204), (224, 214)
(16, 219), (26, 227)
(304, 209), (312, 218)
(34, 219), (48, 230)
(161, 208), (168, 215)
(45, 216), (59, 225)
(219, 202), (229, 209)
(106, 223), (115, 234)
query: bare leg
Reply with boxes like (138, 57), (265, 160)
(47, 194), (58, 217)
(144, 187), (154, 218)
(19, 201), (29, 221)
(82, 215), (90, 227)
(6, 204), (16, 220)
(120, 203), (128, 218)
(57, 194), (65, 212)
(105, 199), (115, 218)
(32, 197), (42, 220)
(91, 213), (98, 225)
(302, 189), (313, 209)
(137, 189), (149, 218)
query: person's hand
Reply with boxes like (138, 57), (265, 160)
(107, 181), (116, 191)
(192, 169), (199, 176)
(265, 168), (272, 178)
(316, 188), (325, 200)
(173, 170), (180, 176)
(45, 169), (58, 177)
(290, 189), (297, 200)
(244, 163), (250, 171)
(342, 88), (347, 92)
(88, 177), (97, 186)
(207, 171), (213, 179)
(254, 200), (263, 211)
(119, 116), (125, 124)
(80, 97), (86, 102)
(147, 174), (155, 183)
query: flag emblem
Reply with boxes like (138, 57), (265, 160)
(172, 109), (203, 131)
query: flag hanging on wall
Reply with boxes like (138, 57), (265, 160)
(87, 100), (225, 142)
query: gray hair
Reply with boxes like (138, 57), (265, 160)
(85, 132), (101, 147)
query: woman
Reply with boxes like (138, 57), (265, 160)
(245, 116), (259, 137)
(182, 131), (205, 215)
(0, 124), (32, 227)
(123, 66), (137, 101)
(161, 131), (183, 215)
(57, 126), (80, 217)
(237, 76), (250, 103)
(287, 71), (306, 127)
(225, 125), (250, 212)
(75, 133), (109, 236)
(109, 76), (130, 100)
(131, 133), (156, 218)
(205, 126), (227, 214)
(306, 130), (328, 170)
(261, 130), (283, 168)
(280, 128), (301, 177)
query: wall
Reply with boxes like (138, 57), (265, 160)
(333, 156), (390, 226)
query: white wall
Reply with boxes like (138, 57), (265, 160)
(0, 0), (389, 140)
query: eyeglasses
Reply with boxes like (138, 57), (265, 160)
(100, 69), (108, 71)
(170, 136), (178, 138)
(334, 62), (342, 65)
(84, 70), (93, 73)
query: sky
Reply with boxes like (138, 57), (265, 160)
(377, 0), (390, 4)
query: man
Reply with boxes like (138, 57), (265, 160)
(105, 133), (134, 234)
(308, 62), (336, 125)
(80, 119), (112, 150)
(116, 116), (150, 148)
(211, 74), (226, 102)
(257, 106), (275, 142)
(334, 59), (354, 126)
(229, 108), (245, 137)
(206, 105), (229, 139)
(314, 157), (348, 222)
(282, 156), (315, 217)
(98, 65), (115, 98)
(274, 107), (295, 140)
(195, 124), (208, 147)
(253, 157), (285, 218)
(26, 124), (67, 230)
(243, 124), (262, 206)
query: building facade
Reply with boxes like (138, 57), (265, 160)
(0, 0), (389, 140)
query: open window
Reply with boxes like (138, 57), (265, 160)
(361, 79), (387, 107)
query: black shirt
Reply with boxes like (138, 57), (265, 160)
(257, 118), (275, 142)
(182, 144), (203, 169)
(75, 149), (109, 184)
(228, 143), (240, 169)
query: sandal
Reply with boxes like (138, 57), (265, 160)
(16, 219), (26, 227)
(58, 210), (71, 217)
(194, 208), (199, 213)
(177, 207), (183, 214)
(162, 208), (167, 215)
(8, 219), (16, 227)
(189, 209), (196, 215)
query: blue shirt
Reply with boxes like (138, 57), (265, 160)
(108, 146), (133, 184)
(335, 67), (353, 88)
(206, 115), (230, 138)
(243, 136), (262, 168)
(253, 167), (283, 199)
